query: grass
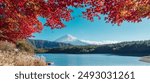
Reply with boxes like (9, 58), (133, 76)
(0, 41), (47, 66)
(0, 50), (47, 66)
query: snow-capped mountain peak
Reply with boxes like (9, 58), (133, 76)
(55, 34), (119, 45)
(55, 34), (77, 42)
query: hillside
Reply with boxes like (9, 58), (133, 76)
(55, 34), (119, 45)
(46, 40), (150, 56)
(28, 39), (72, 49)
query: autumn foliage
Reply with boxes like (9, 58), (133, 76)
(0, 0), (150, 42)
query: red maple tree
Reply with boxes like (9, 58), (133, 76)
(0, 0), (150, 42)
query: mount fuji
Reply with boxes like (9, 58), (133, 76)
(55, 34), (119, 45)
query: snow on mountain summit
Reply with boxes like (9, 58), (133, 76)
(55, 34), (88, 45)
(55, 34), (119, 45)
(55, 34), (77, 42)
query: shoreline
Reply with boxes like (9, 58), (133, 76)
(139, 56), (150, 63)
(36, 52), (149, 57)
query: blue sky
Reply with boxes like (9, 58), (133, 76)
(33, 8), (150, 42)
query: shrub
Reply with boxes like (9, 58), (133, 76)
(16, 40), (34, 53)
(35, 49), (48, 53)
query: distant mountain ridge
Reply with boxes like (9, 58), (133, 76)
(28, 37), (150, 56)
(55, 34), (88, 45)
(28, 34), (120, 49)
(55, 34), (119, 45)
(46, 40), (150, 56)
(28, 39), (72, 49)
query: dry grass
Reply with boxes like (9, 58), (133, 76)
(0, 50), (47, 66)
(16, 40), (35, 53)
(0, 41), (47, 66)
(0, 41), (16, 51)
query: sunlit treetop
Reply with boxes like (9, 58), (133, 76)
(0, 0), (150, 42)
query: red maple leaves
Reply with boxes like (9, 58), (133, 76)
(0, 0), (150, 42)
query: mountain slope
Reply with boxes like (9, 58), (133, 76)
(55, 34), (119, 45)
(55, 34), (89, 45)
(28, 34), (119, 49)
(47, 40), (150, 56)
(55, 34), (77, 42)
(28, 39), (72, 49)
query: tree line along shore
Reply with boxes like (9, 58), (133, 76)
(35, 40), (150, 63)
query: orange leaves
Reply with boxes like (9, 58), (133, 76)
(120, 10), (132, 18)
(136, 4), (150, 13)
(5, 18), (17, 23)
(25, 0), (40, 11)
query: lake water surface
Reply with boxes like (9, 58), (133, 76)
(37, 54), (150, 66)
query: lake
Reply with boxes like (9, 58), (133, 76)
(37, 54), (150, 66)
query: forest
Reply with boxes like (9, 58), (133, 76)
(42, 40), (150, 56)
